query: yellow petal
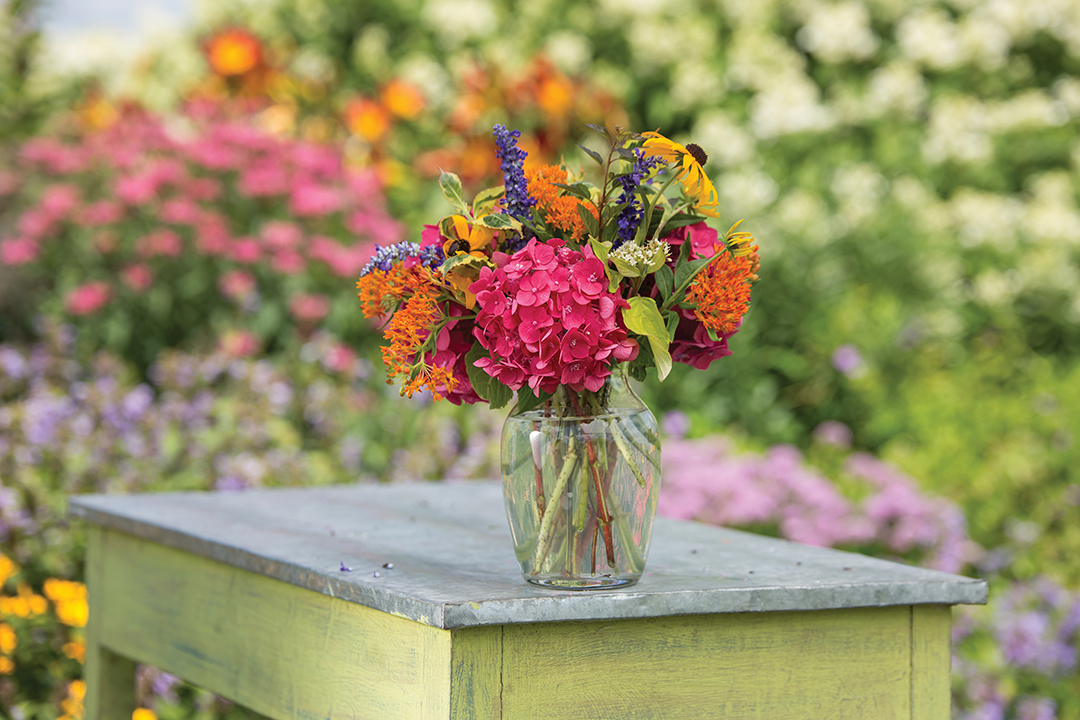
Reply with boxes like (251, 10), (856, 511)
(451, 215), (471, 241)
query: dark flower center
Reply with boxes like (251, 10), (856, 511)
(448, 239), (471, 255)
(685, 143), (708, 167)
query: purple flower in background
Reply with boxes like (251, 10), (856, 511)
(661, 410), (690, 439)
(122, 385), (154, 421)
(812, 420), (853, 448)
(831, 344), (865, 378)
(1017, 697), (1057, 720)
(0, 347), (27, 379)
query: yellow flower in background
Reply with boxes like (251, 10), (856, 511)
(44, 580), (88, 628)
(0, 554), (17, 589)
(0, 622), (16, 654)
(58, 680), (86, 720)
(1, 583), (47, 619)
(0, 657), (12, 675)
(640, 132), (720, 217)
(133, 708), (158, 720)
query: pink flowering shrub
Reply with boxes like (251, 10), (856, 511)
(658, 419), (973, 572)
(471, 239), (638, 394)
(0, 100), (404, 370)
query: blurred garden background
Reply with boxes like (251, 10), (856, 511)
(1, 0), (1080, 717)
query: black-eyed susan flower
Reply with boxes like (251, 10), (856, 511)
(640, 132), (720, 218)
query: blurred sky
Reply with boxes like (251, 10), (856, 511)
(40, 0), (190, 34)
(39, 0), (194, 78)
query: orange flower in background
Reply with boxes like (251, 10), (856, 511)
(380, 79), (425, 120)
(345, 98), (391, 143)
(526, 165), (598, 241)
(205, 29), (263, 77)
(684, 253), (754, 335)
(0, 554), (16, 588)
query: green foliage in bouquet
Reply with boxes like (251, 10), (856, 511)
(354, 123), (758, 408)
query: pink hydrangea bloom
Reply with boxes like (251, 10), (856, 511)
(65, 281), (113, 315)
(428, 310), (484, 405)
(470, 238), (638, 395)
(0, 238), (39, 265)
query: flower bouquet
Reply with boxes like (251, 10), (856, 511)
(356, 124), (758, 588)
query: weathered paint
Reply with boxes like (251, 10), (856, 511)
(85, 528), (137, 720)
(79, 492), (963, 720)
(911, 605), (952, 720)
(496, 607), (917, 720)
(87, 528), (451, 720)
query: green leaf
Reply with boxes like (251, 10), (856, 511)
(626, 337), (654, 382)
(553, 182), (595, 202)
(623, 296), (673, 381)
(441, 252), (488, 274)
(664, 310), (680, 342)
(585, 123), (609, 138)
(612, 256), (640, 278)
(655, 264), (674, 301)
(514, 389), (548, 414)
(615, 147), (638, 161)
(465, 344), (513, 409)
(601, 216), (620, 246)
(673, 253), (719, 293)
(439, 215), (457, 239)
(477, 213), (516, 230)
(608, 269), (623, 294)
(472, 185), (505, 217)
(439, 170), (469, 214)
(577, 204), (599, 238)
(658, 213), (707, 235)
(578, 144), (605, 166)
(588, 238), (611, 263)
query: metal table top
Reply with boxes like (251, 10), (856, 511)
(70, 480), (987, 630)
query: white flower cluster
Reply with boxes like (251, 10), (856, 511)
(611, 238), (670, 268)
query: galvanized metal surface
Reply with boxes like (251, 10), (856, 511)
(70, 481), (987, 629)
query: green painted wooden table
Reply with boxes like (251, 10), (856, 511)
(71, 481), (987, 720)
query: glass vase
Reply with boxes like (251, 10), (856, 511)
(500, 368), (661, 589)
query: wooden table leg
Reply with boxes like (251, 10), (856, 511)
(85, 527), (136, 720)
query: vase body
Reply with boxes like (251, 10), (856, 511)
(500, 370), (661, 589)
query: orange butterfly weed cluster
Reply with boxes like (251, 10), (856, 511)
(357, 266), (458, 399)
(685, 253), (755, 335)
(526, 165), (598, 241)
(356, 265), (434, 319)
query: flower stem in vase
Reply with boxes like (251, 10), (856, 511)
(532, 436), (578, 571)
(568, 391), (617, 567)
